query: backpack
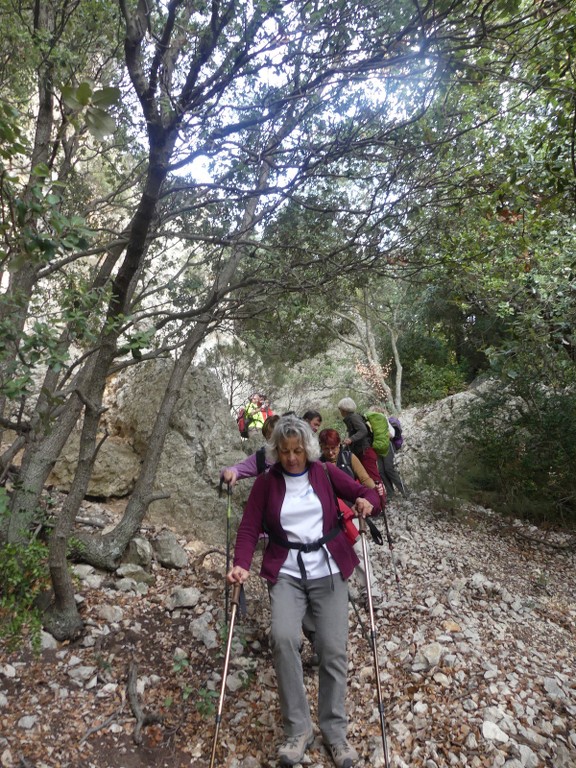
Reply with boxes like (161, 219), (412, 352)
(236, 407), (249, 438)
(363, 411), (390, 456)
(336, 447), (355, 479)
(388, 416), (404, 451)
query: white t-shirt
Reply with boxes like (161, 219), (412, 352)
(278, 470), (338, 580)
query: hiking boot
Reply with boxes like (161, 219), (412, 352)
(325, 740), (358, 768)
(278, 731), (314, 765)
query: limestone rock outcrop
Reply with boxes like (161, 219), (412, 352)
(48, 360), (248, 543)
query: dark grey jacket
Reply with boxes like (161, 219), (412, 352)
(343, 412), (371, 456)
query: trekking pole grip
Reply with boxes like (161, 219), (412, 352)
(358, 516), (368, 535)
(230, 582), (242, 606)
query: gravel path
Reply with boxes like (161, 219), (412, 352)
(0, 492), (574, 768)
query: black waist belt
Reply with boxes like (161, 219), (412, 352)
(266, 525), (341, 587)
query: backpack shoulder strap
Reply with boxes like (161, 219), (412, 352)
(337, 448), (355, 478)
(256, 446), (266, 475)
(361, 413), (374, 442)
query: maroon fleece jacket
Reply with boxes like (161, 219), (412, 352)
(233, 460), (381, 584)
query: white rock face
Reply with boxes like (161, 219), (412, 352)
(48, 361), (247, 542)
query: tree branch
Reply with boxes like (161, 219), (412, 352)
(127, 661), (163, 746)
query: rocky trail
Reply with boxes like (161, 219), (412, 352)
(1, 492), (575, 768)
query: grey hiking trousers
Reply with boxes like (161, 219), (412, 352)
(268, 573), (350, 743)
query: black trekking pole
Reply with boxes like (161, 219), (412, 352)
(348, 591), (370, 643)
(209, 582), (242, 768)
(219, 479), (233, 626)
(358, 516), (391, 768)
(375, 482), (402, 599)
(390, 444), (408, 497)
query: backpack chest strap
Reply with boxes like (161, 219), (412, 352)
(265, 525), (341, 586)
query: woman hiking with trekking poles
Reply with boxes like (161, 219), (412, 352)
(227, 414), (380, 767)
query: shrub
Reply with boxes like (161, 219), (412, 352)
(458, 386), (576, 526)
(405, 356), (468, 405)
(0, 498), (50, 651)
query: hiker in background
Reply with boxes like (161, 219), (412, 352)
(244, 392), (267, 433)
(260, 393), (274, 421)
(221, 415), (280, 486)
(318, 428), (382, 604)
(236, 393), (264, 440)
(241, 392), (274, 451)
(337, 397), (381, 484)
(227, 415), (379, 768)
(379, 415), (407, 499)
(318, 428), (372, 486)
(302, 409), (322, 433)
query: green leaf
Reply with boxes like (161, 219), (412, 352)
(85, 107), (116, 140)
(91, 87), (121, 107)
(31, 163), (50, 179)
(61, 86), (82, 111)
(76, 81), (93, 106)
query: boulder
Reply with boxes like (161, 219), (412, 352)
(152, 529), (188, 569)
(49, 360), (248, 543)
(48, 434), (141, 497)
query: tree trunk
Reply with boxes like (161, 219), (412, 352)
(0, 2), (57, 427)
(330, 309), (395, 406)
(70, 322), (208, 570)
(39, 151), (172, 631)
(5, 391), (86, 542)
(389, 326), (403, 412)
(70, 156), (274, 574)
(45, 403), (108, 638)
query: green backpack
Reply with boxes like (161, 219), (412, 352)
(363, 411), (390, 456)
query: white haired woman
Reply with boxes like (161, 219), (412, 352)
(227, 414), (380, 768)
(337, 397), (381, 484)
